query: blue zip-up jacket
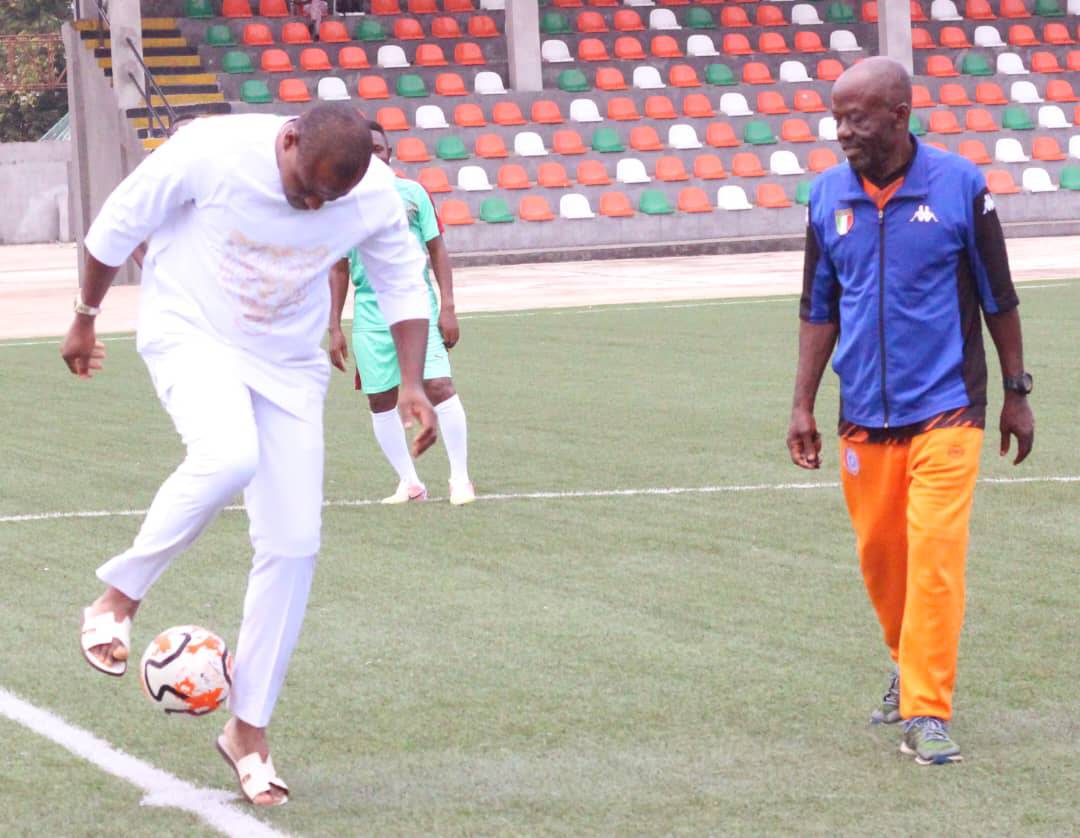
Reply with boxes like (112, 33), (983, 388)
(801, 139), (1018, 429)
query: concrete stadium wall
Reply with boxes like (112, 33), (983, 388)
(0, 142), (73, 245)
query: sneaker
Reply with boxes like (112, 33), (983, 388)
(870, 669), (901, 725)
(381, 482), (427, 505)
(449, 480), (476, 506)
(900, 716), (963, 765)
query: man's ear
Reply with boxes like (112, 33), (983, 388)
(281, 124), (300, 152)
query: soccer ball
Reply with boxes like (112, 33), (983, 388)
(139, 625), (232, 716)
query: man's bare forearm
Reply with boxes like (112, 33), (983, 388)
(426, 236), (454, 309)
(984, 307), (1024, 380)
(792, 320), (839, 412)
(328, 259), (350, 332)
(81, 252), (122, 308)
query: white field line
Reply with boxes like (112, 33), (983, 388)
(0, 687), (286, 838)
(1, 476), (1077, 525)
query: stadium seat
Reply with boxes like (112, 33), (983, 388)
(468, 16), (499, 38)
(716, 185), (753, 210)
(577, 159), (612, 185)
(676, 187), (712, 213)
(630, 125), (665, 150)
(759, 32), (791, 54)
(706, 122), (739, 147)
(757, 183), (793, 208)
(515, 132), (548, 156)
(974, 25), (1006, 46)
(358, 75), (390, 99)
(542, 11), (570, 33)
(779, 61), (812, 83)
(732, 151), (766, 176)
(744, 120), (778, 144)
(796, 31), (828, 53)
(1060, 165), (1080, 189)
(770, 149), (805, 175)
(1069, 51), (1080, 72)
(998, 53), (1029, 74)
(319, 21), (350, 43)
(795, 181), (812, 205)
(560, 193), (596, 220)
(862, 1), (879, 21)
(1042, 22), (1074, 44)
(617, 157), (651, 183)
(222, 51), (254, 73)
(975, 81), (1008, 104)
(608, 97), (642, 120)
(937, 83), (969, 106)
(570, 98), (603, 122)
(435, 16), (466, 38)
(614, 9), (646, 30)
(493, 102), (526, 125)
(1008, 23), (1040, 45)
(445, 0), (475, 11)
(299, 48), (331, 72)
(1046, 79), (1079, 101)
(722, 33), (753, 56)
(911, 28), (936, 49)
(960, 53), (991, 75)
(909, 113), (927, 135)
(931, 0), (962, 18)
(222, 0), (252, 17)
(239, 79), (272, 103)
(436, 136), (469, 160)
(781, 118), (815, 142)
(650, 8), (681, 28)
(577, 11), (609, 31)
(720, 92), (753, 117)
(186, 0), (214, 15)
(757, 5), (787, 26)
(259, 0), (288, 16)
(592, 127), (626, 152)
(543, 39), (573, 62)
(408, 0), (438, 13)
(639, 189), (675, 215)
(242, 23), (273, 45)
(338, 46), (370, 69)
(686, 7), (716, 28)
(281, 22), (312, 44)
(614, 36), (647, 60)
(416, 44), (448, 67)
(794, 89), (827, 113)
(474, 72), (506, 95)
(1031, 51), (1064, 72)
(396, 74), (429, 97)
(538, 162), (572, 187)
(457, 165), (493, 191)
(371, 0), (401, 12)
(553, 129), (589, 154)
(454, 43), (486, 65)
(651, 35), (683, 57)
(656, 155), (690, 181)
(995, 137), (1030, 161)
(1003, 105), (1035, 129)
(813, 60), (841, 82)
(1037, 104), (1070, 127)
(1022, 167), (1057, 191)
(687, 35), (720, 57)
(599, 191), (635, 217)
(1001, 0), (1031, 17)
(912, 84), (936, 108)
(206, 25), (235, 46)
(818, 116), (839, 140)
(705, 64), (737, 86)
(720, 6), (752, 27)
(930, 110), (963, 133)
(532, 100), (565, 124)
(958, 138), (993, 163)
(670, 65), (702, 87)
(694, 153), (727, 179)
(683, 93), (715, 118)
(497, 164), (532, 189)
(1071, 135), (1080, 157)
(1034, 0), (1064, 13)
(580, 38), (613, 61)
(743, 63), (775, 84)
(377, 106), (410, 130)
(356, 19), (386, 41)
(632, 67), (664, 90)
(596, 67), (629, 91)
(827, 1), (857, 22)
(669, 123), (703, 149)
(966, 108), (1000, 131)
(645, 95), (679, 119)
(261, 49), (293, 72)
(927, 54), (959, 77)
(439, 199), (474, 225)
(1012, 80), (1043, 103)
(791, 4), (824, 24)
(397, 137), (431, 162)
(416, 104), (450, 129)
(757, 91), (789, 115)
(939, 26), (972, 48)
(986, 169), (1022, 194)
(966, 0), (997, 18)
(1032, 135), (1066, 159)
(808, 146), (840, 171)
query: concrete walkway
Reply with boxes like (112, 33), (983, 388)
(2, 238), (1077, 340)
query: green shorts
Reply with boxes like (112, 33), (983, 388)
(352, 321), (451, 395)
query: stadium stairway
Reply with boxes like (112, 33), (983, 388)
(76, 17), (231, 150)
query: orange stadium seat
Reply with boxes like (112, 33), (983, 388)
(817, 58), (844, 80)
(939, 83), (972, 105)
(759, 32), (790, 54)
(670, 65), (702, 87)
(732, 151), (766, 177)
(679, 186), (713, 213)
(222, 0), (253, 17)
(1042, 23), (1074, 46)
(940, 26), (972, 48)
(358, 75), (390, 98)
(975, 81), (1008, 104)
(243, 23), (273, 45)
(706, 122), (739, 147)
(318, 21), (350, 42)
(1046, 79), (1079, 101)
(408, 0), (438, 13)
(596, 67), (629, 90)
(958, 139), (993, 164)
(376, 106), (409, 130)
(415, 44), (448, 66)
(371, 0), (401, 12)
(986, 169), (1021, 194)
(630, 125), (665, 150)
(1075, 104), (1080, 124)
(683, 93), (715, 117)
(965, 0), (996, 18)
(493, 102), (526, 125)
(454, 103), (486, 126)
(278, 78), (310, 102)
(911, 28), (935, 49)
(808, 146), (840, 172)
(1031, 51), (1064, 73)
(439, 199), (474, 225)
(444, 0), (475, 10)
(537, 164), (572, 188)
(339, 46), (370, 69)
(723, 33), (753, 55)
(467, 16), (498, 37)
(531, 100), (565, 124)
(397, 137), (431, 161)
(912, 84), (936, 108)
(656, 155), (690, 181)
(721, 6), (752, 26)
(261, 49), (293, 72)
(577, 11), (608, 31)
(930, 110), (963, 133)
(794, 89), (827, 112)
(435, 73), (467, 95)
(796, 31), (827, 53)
(393, 18), (424, 39)
(651, 36), (683, 58)
(436, 16), (466, 37)
(743, 62), (775, 84)
(614, 36), (645, 59)
(454, 43), (486, 65)
(497, 164), (532, 189)
(781, 117), (815, 142)
(1032, 135), (1066, 160)
(1009, 24), (1040, 46)
(608, 97), (642, 120)
(757, 4), (787, 25)
(645, 95), (678, 119)
(1068, 51), (1080, 72)
(553, 0), (584, 6)
(862, 1), (878, 21)
(613, 9), (645, 30)
(579, 38), (611, 61)
(476, 133), (509, 158)
(281, 22), (312, 44)
(694, 153), (727, 179)
(1000, 0), (1030, 18)
(553, 129), (588, 154)
(591, 0), (619, 7)
(910, 0), (929, 21)
(259, 0), (288, 16)
(926, 55), (958, 77)
(757, 91), (789, 114)
(599, 191), (635, 217)
(299, 48), (331, 71)
(757, 183), (793, 208)
(576, 159), (612, 185)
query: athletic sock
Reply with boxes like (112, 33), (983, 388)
(370, 409), (421, 485)
(434, 394), (470, 486)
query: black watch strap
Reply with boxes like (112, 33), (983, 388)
(1003, 372), (1033, 395)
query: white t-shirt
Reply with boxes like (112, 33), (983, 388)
(84, 113), (428, 416)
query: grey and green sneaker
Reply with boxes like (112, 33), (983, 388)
(900, 716), (963, 765)
(869, 669), (901, 725)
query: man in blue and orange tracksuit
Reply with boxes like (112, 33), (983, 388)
(787, 57), (1035, 765)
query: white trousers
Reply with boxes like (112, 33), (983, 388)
(97, 349), (324, 728)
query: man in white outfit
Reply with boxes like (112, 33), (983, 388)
(62, 104), (436, 807)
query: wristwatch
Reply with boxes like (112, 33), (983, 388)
(1003, 372), (1033, 396)
(73, 296), (101, 317)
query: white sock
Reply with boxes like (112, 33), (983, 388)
(370, 409), (420, 486)
(434, 394), (470, 485)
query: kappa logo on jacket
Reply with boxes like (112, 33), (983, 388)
(909, 205), (939, 223)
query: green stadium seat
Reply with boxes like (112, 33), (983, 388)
(743, 120), (778, 145)
(826, 2), (856, 22)
(1034, 0), (1064, 15)
(222, 51), (254, 73)
(639, 189), (675, 215)
(436, 136), (469, 160)
(558, 69), (591, 92)
(396, 74), (429, 98)
(961, 54), (993, 76)
(705, 63), (737, 86)
(185, 0), (214, 18)
(541, 11), (570, 33)
(206, 25), (235, 46)
(355, 19), (386, 41)
(480, 197), (515, 223)
(795, 181), (812, 205)
(240, 79), (272, 103)
(1059, 166), (1080, 190)
(1002, 106), (1034, 129)
(591, 126), (625, 152)
(909, 113), (926, 135)
(685, 7), (715, 28)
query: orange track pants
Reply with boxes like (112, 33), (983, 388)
(839, 426), (983, 721)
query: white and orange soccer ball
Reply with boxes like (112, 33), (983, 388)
(139, 625), (232, 716)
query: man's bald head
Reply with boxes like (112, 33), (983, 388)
(277, 103), (373, 211)
(833, 56), (912, 111)
(831, 56), (915, 179)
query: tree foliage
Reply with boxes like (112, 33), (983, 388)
(0, 0), (70, 140)
(0, 0), (72, 35)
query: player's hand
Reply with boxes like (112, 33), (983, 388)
(60, 318), (106, 379)
(328, 327), (349, 372)
(439, 306), (460, 350)
(787, 406), (822, 469)
(1000, 392), (1034, 465)
(397, 385), (438, 457)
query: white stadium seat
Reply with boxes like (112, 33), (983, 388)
(415, 104), (449, 129)
(569, 98), (603, 123)
(668, 123), (703, 150)
(818, 116), (838, 140)
(719, 92), (753, 116)
(474, 71), (506, 95)
(649, 8), (681, 29)
(717, 185), (753, 210)
(1010, 81), (1042, 104)
(994, 137), (1030, 163)
(514, 131), (548, 156)
(997, 53), (1029, 75)
(541, 40), (573, 63)
(791, 4), (823, 24)
(829, 30), (861, 52)
(457, 166), (493, 191)
(316, 77), (349, 101)
(1038, 105), (1069, 129)
(616, 157), (651, 183)
(779, 60), (812, 83)
(770, 150), (805, 175)
(931, 0), (962, 20)
(1021, 167), (1057, 192)
(376, 45), (409, 68)
(686, 34), (720, 57)
(559, 193), (596, 219)
(974, 25), (1005, 47)
(632, 66), (665, 89)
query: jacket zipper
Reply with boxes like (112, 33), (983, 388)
(877, 207), (890, 428)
